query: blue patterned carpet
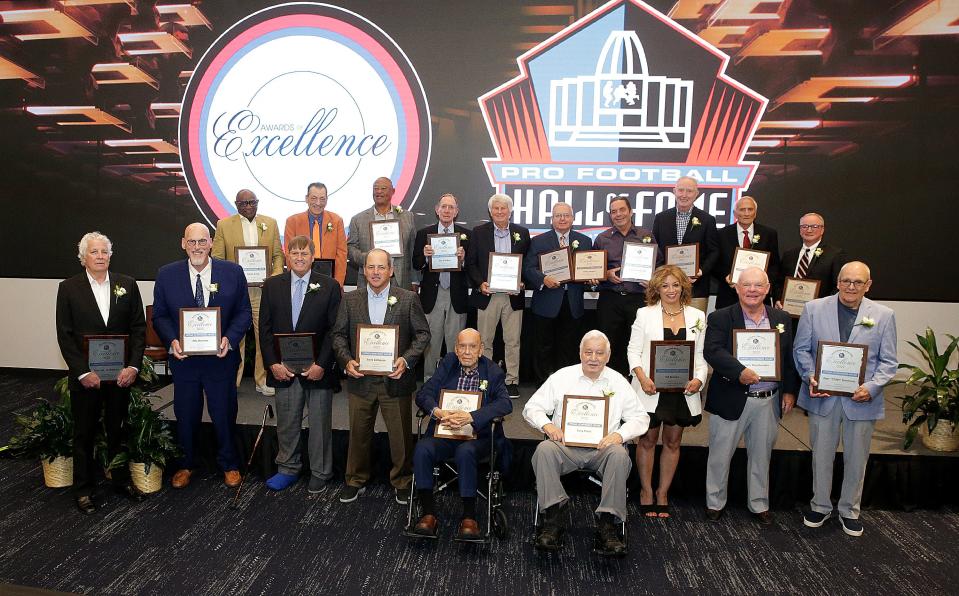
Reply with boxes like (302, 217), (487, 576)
(3, 371), (959, 595)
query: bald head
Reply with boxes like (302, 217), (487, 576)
(454, 328), (483, 369)
(182, 222), (212, 268)
(234, 189), (258, 220)
(735, 266), (770, 309)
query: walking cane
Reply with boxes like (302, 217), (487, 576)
(229, 403), (274, 510)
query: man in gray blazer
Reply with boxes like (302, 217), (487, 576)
(332, 249), (430, 505)
(347, 177), (418, 290)
(794, 261), (897, 537)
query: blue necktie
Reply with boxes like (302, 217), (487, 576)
(440, 227), (451, 290)
(292, 278), (305, 328)
(194, 274), (204, 307)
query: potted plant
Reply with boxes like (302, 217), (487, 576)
(896, 328), (959, 451)
(122, 359), (180, 493)
(7, 380), (74, 487)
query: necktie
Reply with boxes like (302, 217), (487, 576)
(292, 278), (305, 327)
(742, 229), (751, 249)
(194, 274), (204, 307)
(797, 248), (811, 279)
(312, 217), (322, 256)
(440, 228), (451, 289)
(560, 234), (568, 247)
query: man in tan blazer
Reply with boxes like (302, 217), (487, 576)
(212, 189), (285, 395)
(284, 182), (348, 288)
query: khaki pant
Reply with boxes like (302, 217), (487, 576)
(477, 293), (522, 385)
(689, 297), (708, 315)
(236, 286), (266, 388)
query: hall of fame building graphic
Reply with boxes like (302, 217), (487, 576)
(479, 0), (767, 230)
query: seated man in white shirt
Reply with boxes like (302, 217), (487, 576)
(523, 330), (650, 556)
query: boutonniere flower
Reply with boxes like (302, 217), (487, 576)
(460, 233), (467, 241)
(326, 222), (334, 232)
(690, 319), (705, 334)
(691, 217), (701, 228)
(642, 235), (652, 244)
(776, 323), (785, 334)
(393, 205), (403, 214)
(387, 295), (397, 308)
(602, 389), (615, 398)
(209, 283), (219, 294)
(512, 232), (521, 242)
(307, 282), (321, 294)
(814, 247), (823, 258)
(571, 239), (580, 249)
(479, 380), (488, 391)
(113, 284), (127, 298)
(858, 317), (876, 328)
(259, 222), (267, 232)
(752, 234), (761, 243)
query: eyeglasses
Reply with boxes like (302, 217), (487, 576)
(739, 283), (769, 290)
(838, 279), (868, 289)
(185, 239), (210, 247)
(798, 224), (823, 230)
(236, 200), (258, 207)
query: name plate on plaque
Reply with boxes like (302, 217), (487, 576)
(539, 247), (571, 284)
(179, 307), (221, 355)
(781, 277), (821, 318)
(730, 248), (771, 284)
(665, 244), (699, 278)
(561, 395), (609, 448)
(434, 389), (484, 440)
(649, 340), (694, 390)
(370, 220), (403, 257)
(235, 246), (268, 286)
(732, 329), (781, 381)
(275, 333), (316, 374)
(620, 242), (657, 283)
(815, 341), (868, 397)
(84, 334), (128, 382)
(487, 253), (522, 294)
(356, 324), (399, 375)
(428, 233), (460, 272)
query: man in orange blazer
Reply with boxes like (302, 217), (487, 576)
(284, 182), (347, 288)
(212, 189), (285, 394)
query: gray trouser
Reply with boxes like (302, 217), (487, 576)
(477, 293), (522, 385)
(274, 382), (334, 480)
(425, 286), (466, 376)
(531, 440), (631, 522)
(808, 401), (876, 519)
(706, 394), (779, 513)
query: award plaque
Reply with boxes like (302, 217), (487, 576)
(434, 389), (484, 440)
(665, 244), (699, 278)
(487, 253), (522, 294)
(649, 340), (694, 390)
(275, 332), (317, 374)
(356, 324), (399, 375)
(370, 220), (403, 257)
(572, 250), (607, 282)
(781, 277), (821, 318)
(235, 246), (269, 286)
(84, 334), (128, 382)
(730, 247), (771, 284)
(428, 233), (460, 272)
(620, 242), (657, 283)
(538, 247), (572, 284)
(561, 395), (609, 448)
(814, 341), (869, 397)
(732, 329), (781, 381)
(179, 307), (222, 355)
(312, 258), (335, 279)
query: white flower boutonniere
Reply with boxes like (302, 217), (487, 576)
(752, 234), (761, 243)
(513, 232), (521, 242)
(209, 283), (219, 294)
(113, 284), (127, 298)
(859, 317), (876, 328)
(460, 233), (468, 241)
(307, 282), (321, 294)
(326, 222), (334, 232)
(259, 222), (268, 232)
(479, 380), (489, 391)
(691, 216), (701, 228)
(814, 247), (824, 258)
(642, 235), (652, 244)
(602, 389), (615, 398)
(393, 205), (403, 214)
(776, 323), (786, 334)
(387, 295), (398, 308)
(691, 319), (705, 334)
(571, 239), (580, 249)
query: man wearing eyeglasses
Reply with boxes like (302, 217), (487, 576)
(776, 213), (848, 305)
(793, 261), (898, 537)
(212, 189), (285, 396)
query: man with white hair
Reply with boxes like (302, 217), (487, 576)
(523, 330), (649, 555)
(56, 232), (147, 514)
(465, 193), (530, 398)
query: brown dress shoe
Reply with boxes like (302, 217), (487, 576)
(413, 514), (438, 537)
(455, 518), (482, 540)
(224, 470), (241, 488)
(171, 469), (192, 489)
(754, 510), (773, 525)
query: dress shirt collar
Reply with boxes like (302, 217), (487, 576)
(189, 260), (211, 277)
(437, 222), (454, 234)
(801, 239), (822, 252)
(86, 270), (109, 287)
(367, 282), (391, 300)
(291, 270), (310, 284)
(493, 224), (510, 236)
(308, 211), (324, 228)
(741, 305), (769, 326)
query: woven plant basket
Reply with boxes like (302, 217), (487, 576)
(41, 456), (73, 488)
(922, 422), (959, 452)
(129, 462), (163, 493)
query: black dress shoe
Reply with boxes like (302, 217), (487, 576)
(594, 521), (627, 556)
(705, 507), (724, 521)
(753, 510), (772, 525)
(115, 483), (147, 502)
(76, 496), (97, 515)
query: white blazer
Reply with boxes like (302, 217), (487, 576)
(626, 303), (708, 416)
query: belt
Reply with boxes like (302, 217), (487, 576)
(746, 390), (775, 398)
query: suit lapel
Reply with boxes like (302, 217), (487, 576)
(383, 286), (398, 325)
(847, 298), (871, 344)
(81, 272), (108, 328)
(824, 295), (842, 341)
(358, 287), (372, 326)
(104, 272), (115, 327)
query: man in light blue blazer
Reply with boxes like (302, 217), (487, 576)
(793, 261), (897, 537)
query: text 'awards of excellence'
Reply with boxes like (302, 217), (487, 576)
(561, 395), (609, 448)
(274, 333), (316, 374)
(84, 335), (128, 382)
(665, 244), (699, 278)
(370, 220), (403, 257)
(730, 247), (771, 284)
(539, 247), (571, 283)
(179, 307), (222, 355)
(649, 340), (694, 390)
(781, 277), (821, 318)
(732, 329), (781, 380)
(572, 250), (607, 282)
(428, 233), (460, 272)
(620, 242), (657, 283)
(487, 253), (522, 294)
(355, 324), (399, 375)
(815, 341), (869, 396)
(235, 246), (268, 286)
(434, 389), (484, 440)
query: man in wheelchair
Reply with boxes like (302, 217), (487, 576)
(409, 328), (513, 540)
(524, 330), (649, 556)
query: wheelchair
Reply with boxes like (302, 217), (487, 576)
(532, 469), (628, 554)
(403, 409), (509, 543)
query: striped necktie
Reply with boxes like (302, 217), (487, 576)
(797, 248), (811, 279)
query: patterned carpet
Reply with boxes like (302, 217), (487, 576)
(3, 371), (959, 595)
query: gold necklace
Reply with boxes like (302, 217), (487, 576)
(662, 305), (683, 319)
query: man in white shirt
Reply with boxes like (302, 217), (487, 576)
(523, 330), (649, 555)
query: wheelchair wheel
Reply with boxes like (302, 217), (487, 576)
(491, 507), (509, 540)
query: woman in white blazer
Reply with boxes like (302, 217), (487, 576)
(626, 265), (708, 518)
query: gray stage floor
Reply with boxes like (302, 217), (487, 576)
(147, 378), (941, 457)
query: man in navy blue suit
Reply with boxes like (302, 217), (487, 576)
(523, 203), (594, 384)
(152, 223), (252, 489)
(409, 328), (512, 540)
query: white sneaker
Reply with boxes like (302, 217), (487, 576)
(256, 385), (276, 396)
